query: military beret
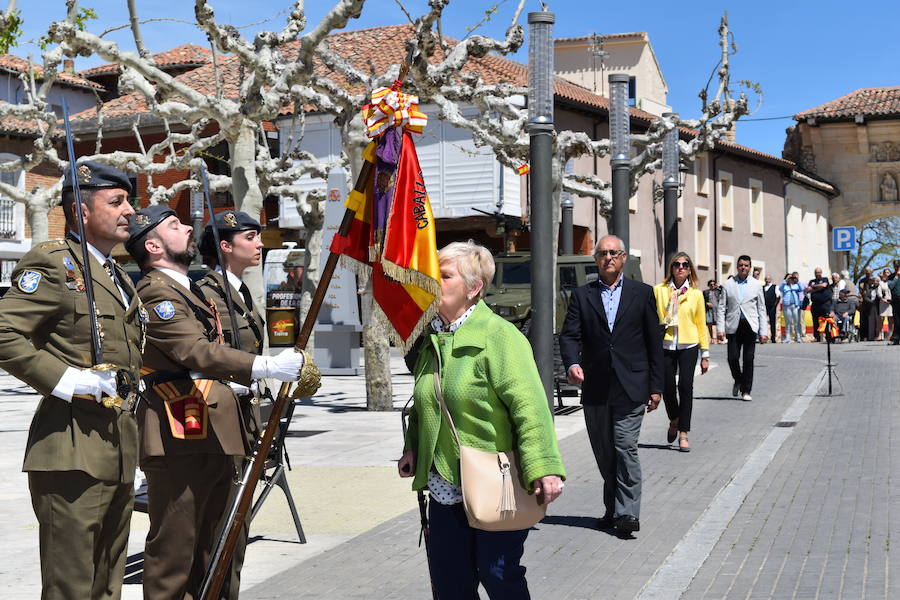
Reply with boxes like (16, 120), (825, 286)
(63, 160), (132, 195)
(125, 205), (178, 254)
(204, 210), (261, 235)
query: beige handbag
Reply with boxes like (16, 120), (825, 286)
(431, 358), (546, 531)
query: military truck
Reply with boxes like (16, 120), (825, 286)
(484, 252), (642, 333)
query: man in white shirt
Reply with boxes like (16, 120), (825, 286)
(717, 255), (768, 400)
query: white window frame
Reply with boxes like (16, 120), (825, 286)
(695, 207), (710, 268)
(694, 152), (709, 196)
(718, 170), (734, 230)
(719, 253), (735, 280)
(0, 153), (25, 242)
(749, 178), (764, 236)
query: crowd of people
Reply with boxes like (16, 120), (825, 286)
(702, 262), (900, 345)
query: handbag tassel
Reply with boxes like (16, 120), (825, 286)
(498, 460), (517, 517)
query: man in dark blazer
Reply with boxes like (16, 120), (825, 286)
(560, 235), (664, 534)
(763, 275), (779, 342)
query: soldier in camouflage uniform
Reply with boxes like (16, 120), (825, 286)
(0, 162), (144, 600)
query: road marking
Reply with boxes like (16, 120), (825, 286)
(636, 367), (826, 600)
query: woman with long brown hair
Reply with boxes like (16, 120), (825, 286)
(653, 253), (709, 452)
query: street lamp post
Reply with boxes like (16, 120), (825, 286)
(662, 112), (680, 264)
(608, 73), (631, 250)
(527, 10), (555, 407)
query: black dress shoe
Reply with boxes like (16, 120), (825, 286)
(596, 515), (615, 529)
(615, 515), (640, 533)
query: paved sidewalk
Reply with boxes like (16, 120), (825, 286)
(1, 340), (896, 599)
(244, 341), (899, 599)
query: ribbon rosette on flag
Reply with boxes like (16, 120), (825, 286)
(330, 82), (440, 350)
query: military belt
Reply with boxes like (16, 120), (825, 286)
(142, 369), (209, 389)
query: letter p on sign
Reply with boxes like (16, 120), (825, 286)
(832, 226), (856, 252)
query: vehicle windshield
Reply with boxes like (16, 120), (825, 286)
(502, 263), (532, 285)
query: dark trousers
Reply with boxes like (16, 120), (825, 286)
(583, 372), (645, 520)
(727, 319), (757, 394)
(892, 300), (900, 342)
(29, 470), (134, 600)
(767, 309), (778, 341)
(811, 305), (828, 341)
(427, 500), (530, 600)
(663, 346), (698, 431)
(142, 454), (244, 600)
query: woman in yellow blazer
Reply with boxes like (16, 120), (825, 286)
(653, 253), (709, 452)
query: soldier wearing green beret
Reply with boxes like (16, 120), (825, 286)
(126, 207), (316, 600)
(0, 161), (144, 600)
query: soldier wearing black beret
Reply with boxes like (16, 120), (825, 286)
(0, 160), (144, 599)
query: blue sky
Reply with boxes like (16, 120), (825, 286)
(11, 0), (900, 158)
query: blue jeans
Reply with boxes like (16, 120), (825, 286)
(783, 304), (802, 341)
(427, 499), (530, 599)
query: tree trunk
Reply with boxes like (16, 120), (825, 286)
(25, 198), (50, 244)
(342, 114), (393, 411)
(228, 120), (265, 216)
(228, 120), (267, 311)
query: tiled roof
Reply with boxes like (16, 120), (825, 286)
(556, 32), (647, 43)
(79, 44), (212, 78)
(794, 86), (900, 121)
(69, 25), (791, 170)
(0, 111), (53, 137)
(72, 25), (661, 125)
(0, 54), (104, 91)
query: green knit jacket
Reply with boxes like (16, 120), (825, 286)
(404, 301), (566, 491)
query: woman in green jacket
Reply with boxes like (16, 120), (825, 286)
(398, 240), (566, 600)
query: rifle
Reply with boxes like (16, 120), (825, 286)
(198, 164), (243, 351)
(60, 98), (136, 410)
(200, 50), (417, 600)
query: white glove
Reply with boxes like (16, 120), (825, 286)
(228, 382), (252, 396)
(251, 349), (305, 382)
(71, 369), (119, 403)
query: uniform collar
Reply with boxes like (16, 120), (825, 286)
(70, 232), (113, 265)
(215, 266), (243, 293)
(155, 266), (191, 291)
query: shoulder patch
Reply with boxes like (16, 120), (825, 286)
(17, 270), (42, 293)
(154, 301), (176, 320)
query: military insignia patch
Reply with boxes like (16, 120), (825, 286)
(223, 213), (238, 228)
(139, 306), (150, 323)
(17, 271), (41, 293)
(134, 214), (150, 227)
(154, 301), (176, 320)
(77, 164), (92, 184)
(63, 256), (75, 271)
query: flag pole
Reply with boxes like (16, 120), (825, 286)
(200, 48), (416, 600)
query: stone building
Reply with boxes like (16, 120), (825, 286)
(785, 86), (900, 273)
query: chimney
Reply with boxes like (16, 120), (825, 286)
(63, 59), (75, 74)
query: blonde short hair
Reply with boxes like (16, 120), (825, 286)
(438, 240), (495, 300)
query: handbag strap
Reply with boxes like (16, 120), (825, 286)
(431, 352), (461, 448)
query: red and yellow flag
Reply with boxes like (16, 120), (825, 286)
(330, 90), (440, 350)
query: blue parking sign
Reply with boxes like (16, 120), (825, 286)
(832, 226), (856, 251)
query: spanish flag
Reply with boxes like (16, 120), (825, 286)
(330, 95), (440, 351)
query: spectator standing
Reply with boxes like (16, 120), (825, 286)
(856, 266), (874, 290)
(560, 235), (663, 535)
(704, 280), (721, 343)
(831, 272), (846, 303)
(806, 268), (832, 341)
(779, 273), (804, 343)
(889, 261), (900, 345)
(716, 255), (768, 401)
(879, 269), (893, 341)
(763, 275), (779, 342)
(653, 253), (709, 452)
(861, 276), (884, 341)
